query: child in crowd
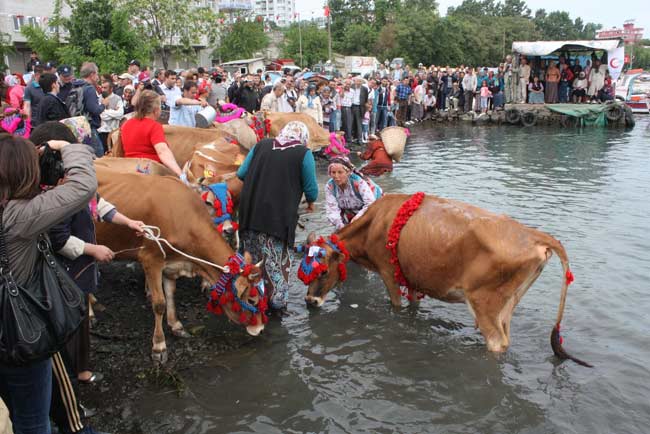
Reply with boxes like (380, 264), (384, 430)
(362, 102), (371, 143)
(480, 81), (492, 113)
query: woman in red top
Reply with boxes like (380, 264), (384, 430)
(120, 90), (182, 175)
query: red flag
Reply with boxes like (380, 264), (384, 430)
(324, 6), (330, 17)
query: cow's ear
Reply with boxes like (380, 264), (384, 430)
(243, 251), (253, 264)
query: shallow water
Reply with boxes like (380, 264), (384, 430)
(137, 118), (650, 434)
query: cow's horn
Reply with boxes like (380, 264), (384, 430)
(254, 259), (263, 269)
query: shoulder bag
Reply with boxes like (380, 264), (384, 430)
(0, 205), (86, 366)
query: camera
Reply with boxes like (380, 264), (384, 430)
(39, 144), (65, 186)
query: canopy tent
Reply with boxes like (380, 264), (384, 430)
(512, 40), (622, 56)
(512, 39), (625, 80)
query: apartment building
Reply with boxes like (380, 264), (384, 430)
(254, 0), (295, 28)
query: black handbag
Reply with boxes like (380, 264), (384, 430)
(0, 205), (86, 366)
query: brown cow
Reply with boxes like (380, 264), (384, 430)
(95, 167), (266, 363)
(261, 111), (344, 151)
(212, 118), (258, 150)
(300, 193), (590, 366)
(94, 157), (175, 177)
(110, 125), (235, 166)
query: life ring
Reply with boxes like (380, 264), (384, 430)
(505, 108), (521, 124)
(605, 105), (624, 122)
(520, 111), (537, 127)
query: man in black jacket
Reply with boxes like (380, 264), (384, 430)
(234, 76), (261, 113)
(37, 73), (69, 122)
(351, 77), (369, 144)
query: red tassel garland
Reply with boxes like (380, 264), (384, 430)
(565, 270), (574, 285)
(386, 192), (426, 294)
(238, 312), (247, 324)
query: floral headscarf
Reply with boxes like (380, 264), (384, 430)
(4, 75), (19, 87)
(327, 155), (354, 175)
(273, 121), (310, 151)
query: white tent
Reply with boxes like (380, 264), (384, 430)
(512, 40), (625, 80)
(512, 40), (622, 56)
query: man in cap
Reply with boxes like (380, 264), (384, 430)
(44, 61), (58, 74)
(57, 65), (75, 102)
(114, 73), (133, 97)
(128, 59), (141, 85)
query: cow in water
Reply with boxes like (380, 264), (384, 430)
(298, 193), (591, 367)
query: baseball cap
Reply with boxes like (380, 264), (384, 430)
(45, 61), (57, 70)
(129, 59), (141, 67)
(57, 65), (73, 77)
(118, 73), (133, 80)
(138, 71), (150, 82)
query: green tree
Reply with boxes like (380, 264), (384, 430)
(117, 0), (219, 69)
(499, 0), (531, 18)
(0, 32), (14, 71)
(214, 19), (269, 63)
(282, 23), (328, 68)
(20, 26), (61, 64)
(336, 23), (377, 56)
(56, 1), (148, 72)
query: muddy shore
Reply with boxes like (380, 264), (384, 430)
(79, 262), (257, 434)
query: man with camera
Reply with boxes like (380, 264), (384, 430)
(279, 76), (298, 113)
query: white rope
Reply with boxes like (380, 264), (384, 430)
(141, 225), (230, 273)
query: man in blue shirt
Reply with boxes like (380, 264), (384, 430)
(168, 81), (207, 127)
(79, 62), (106, 156)
(395, 77), (412, 126)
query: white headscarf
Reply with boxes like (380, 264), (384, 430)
(272, 121), (310, 151)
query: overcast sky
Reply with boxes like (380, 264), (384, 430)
(296, 0), (648, 38)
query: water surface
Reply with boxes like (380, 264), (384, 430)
(138, 118), (650, 434)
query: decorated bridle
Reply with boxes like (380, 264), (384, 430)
(249, 112), (272, 141)
(206, 253), (268, 326)
(199, 183), (239, 234)
(296, 235), (349, 285)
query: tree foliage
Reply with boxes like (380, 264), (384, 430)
(21, 0), (147, 73)
(117, 0), (219, 69)
(0, 32), (14, 70)
(214, 19), (269, 63)
(282, 23), (329, 67)
(322, 0), (603, 67)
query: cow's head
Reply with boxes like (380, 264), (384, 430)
(206, 252), (267, 336)
(197, 183), (238, 245)
(297, 233), (350, 308)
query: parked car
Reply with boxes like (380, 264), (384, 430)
(390, 58), (405, 69)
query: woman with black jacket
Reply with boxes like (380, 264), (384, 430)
(0, 133), (96, 434)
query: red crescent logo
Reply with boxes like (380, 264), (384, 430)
(610, 58), (620, 69)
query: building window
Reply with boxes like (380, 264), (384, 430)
(28, 17), (39, 27)
(12, 15), (25, 31)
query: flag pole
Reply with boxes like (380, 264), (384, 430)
(298, 13), (303, 68)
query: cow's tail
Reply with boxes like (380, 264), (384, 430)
(545, 236), (593, 368)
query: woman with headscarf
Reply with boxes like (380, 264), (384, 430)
(325, 156), (382, 230)
(236, 121), (318, 315)
(4, 75), (25, 109)
(296, 84), (323, 126)
(545, 61), (560, 103)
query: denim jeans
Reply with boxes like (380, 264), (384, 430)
(89, 128), (104, 157)
(329, 110), (339, 133)
(0, 358), (52, 434)
(559, 81), (569, 103)
(375, 107), (388, 132)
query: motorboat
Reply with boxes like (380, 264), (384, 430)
(616, 71), (650, 114)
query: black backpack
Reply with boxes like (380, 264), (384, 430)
(65, 84), (86, 118)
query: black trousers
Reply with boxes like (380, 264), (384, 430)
(341, 107), (353, 143)
(351, 104), (363, 143)
(51, 351), (85, 433)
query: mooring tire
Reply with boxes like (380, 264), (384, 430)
(605, 105), (624, 122)
(505, 108), (521, 124)
(624, 106), (635, 128)
(520, 111), (537, 127)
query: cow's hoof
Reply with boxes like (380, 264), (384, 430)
(172, 328), (191, 339)
(151, 350), (168, 365)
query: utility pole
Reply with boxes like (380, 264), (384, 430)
(327, 0), (332, 62)
(298, 13), (303, 68)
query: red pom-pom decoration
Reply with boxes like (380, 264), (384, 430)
(565, 270), (574, 285)
(238, 312), (247, 324)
